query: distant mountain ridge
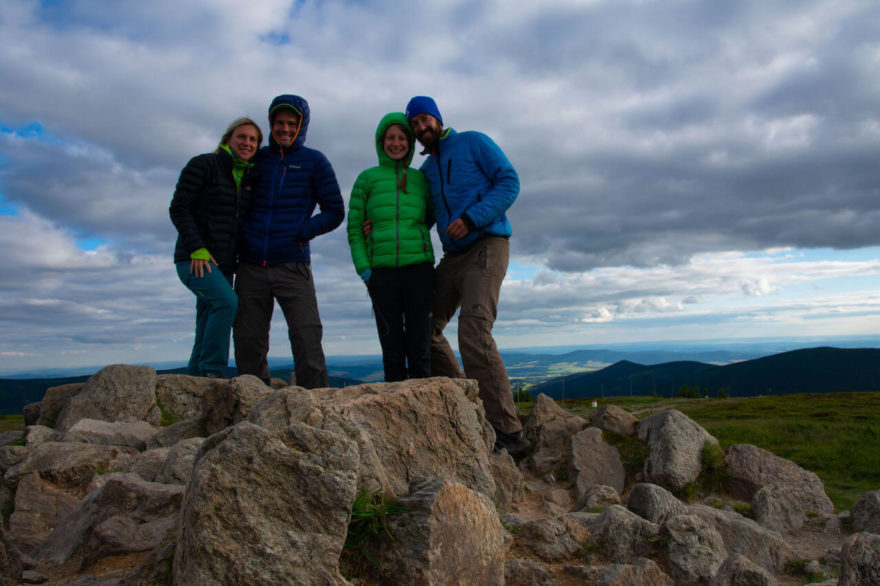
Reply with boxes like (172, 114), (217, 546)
(2, 346), (878, 415)
(529, 346), (880, 399)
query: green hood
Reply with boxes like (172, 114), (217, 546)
(375, 112), (415, 168)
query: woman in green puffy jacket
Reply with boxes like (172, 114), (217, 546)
(347, 112), (434, 381)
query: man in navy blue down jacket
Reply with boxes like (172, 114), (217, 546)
(233, 94), (344, 388)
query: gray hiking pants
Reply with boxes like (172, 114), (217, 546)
(233, 262), (329, 389)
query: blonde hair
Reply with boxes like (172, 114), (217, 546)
(217, 117), (263, 152)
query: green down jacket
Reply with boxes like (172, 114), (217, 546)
(347, 112), (434, 275)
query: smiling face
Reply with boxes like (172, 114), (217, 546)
(227, 124), (260, 161)
(409, 113), (442, 150)
(382, 124), (410, 161)
(271, 108), (301, 147)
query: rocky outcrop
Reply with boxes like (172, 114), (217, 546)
(838, 532), (880, 585)
(0, 370), (872, 585)
(54, 365), (160, 431)
(590, 404), (639, 437)
(174, 422), (358, 585)
(851, 489), (880, 533)
(371, 480), (506, 585)
(725, 443), (834, 532)
(638, 409), (719, 491)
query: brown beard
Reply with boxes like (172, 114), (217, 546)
(417, 128), (439, 154)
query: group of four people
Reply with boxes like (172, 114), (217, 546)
(170, 94), (529, 455)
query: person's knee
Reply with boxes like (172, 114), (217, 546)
(458, 314), (492, 339)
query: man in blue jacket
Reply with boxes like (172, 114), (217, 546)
(233, 95), (344, 388)
(406, 96), (530, 456)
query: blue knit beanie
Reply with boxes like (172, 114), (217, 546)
(405, 96), (443, 125)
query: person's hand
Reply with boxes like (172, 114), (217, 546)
(362, 219), (373, 237)
(445, 218), (470, 240)
(190, 256), (217, 278)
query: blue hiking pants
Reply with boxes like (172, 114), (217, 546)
(176, 262), (237, 376)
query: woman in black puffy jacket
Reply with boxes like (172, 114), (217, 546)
(169, 118), (261, 377)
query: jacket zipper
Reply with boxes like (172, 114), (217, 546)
(395, 163), (401, 267)
(263, 146), (286, 266)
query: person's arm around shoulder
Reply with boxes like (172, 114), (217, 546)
(460, 133), (519, 230)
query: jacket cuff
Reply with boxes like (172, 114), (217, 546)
(190, 248), (210, 261)
(461, 213), (477, 232)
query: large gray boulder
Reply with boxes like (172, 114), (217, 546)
(518, 517), (585, 562)
(201, 374), (274, 434)
(154, 374), (216, 421)
(62, 418), (158, 448)
(689, 503), (796, 574)
(373, 480), (507, 585)
(838, 532), (880, 586)
(663, 513), (727, 584)
(523, 394), (588, 477)
(752, 483), (812, 532)
(724, 443), (833, 518)
(571, 427), (625, 498)
(627, 482), (687, 524)
(489, 450), (525, 507)
(590, 404), (639, 437)
(579, 484), (621, 512)
(7, 472), (80, 552)
(708, 553), (776, 586)
(24, 425), (59, 447)
(35, 382), (85, 428)
(155, 436), (204, 485)
(248, 377), (496, 499)
(587, 505), (661, 563)
(638, 409), (719, 491)
(55, 365), (160, 431)
(127, 447), (170, 483)
(850, 489), (880, 534)
(173, 421), (359, 585)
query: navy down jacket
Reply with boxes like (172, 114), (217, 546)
(240, 95), (344, 266)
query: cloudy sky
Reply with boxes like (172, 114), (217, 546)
(2, 0), (880, 375)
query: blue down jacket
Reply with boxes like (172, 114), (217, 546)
(240, 95), (344, 266)
(419, 128), (519, 253)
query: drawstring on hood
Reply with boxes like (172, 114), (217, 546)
(267, 94), (310, 151)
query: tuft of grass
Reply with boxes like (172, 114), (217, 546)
(340, 490), (406, 580)
(158, 405), (179, 427)
(602, 430), (649, 485)
(784, 559), (828, 583)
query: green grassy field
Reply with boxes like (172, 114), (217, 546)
(558, 392), (880, 511)
(0, 415), (23, 434)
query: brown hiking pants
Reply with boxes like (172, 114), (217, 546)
(431, 236), (522, 435)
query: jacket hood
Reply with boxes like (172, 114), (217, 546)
(268, 94), (309, 150)
(374, 112), (415, 168)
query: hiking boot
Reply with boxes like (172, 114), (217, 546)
(204, 371), (230, 379)
(493, 430), (531, 457)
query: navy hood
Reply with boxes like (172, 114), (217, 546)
(268, 94), (310, 150)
